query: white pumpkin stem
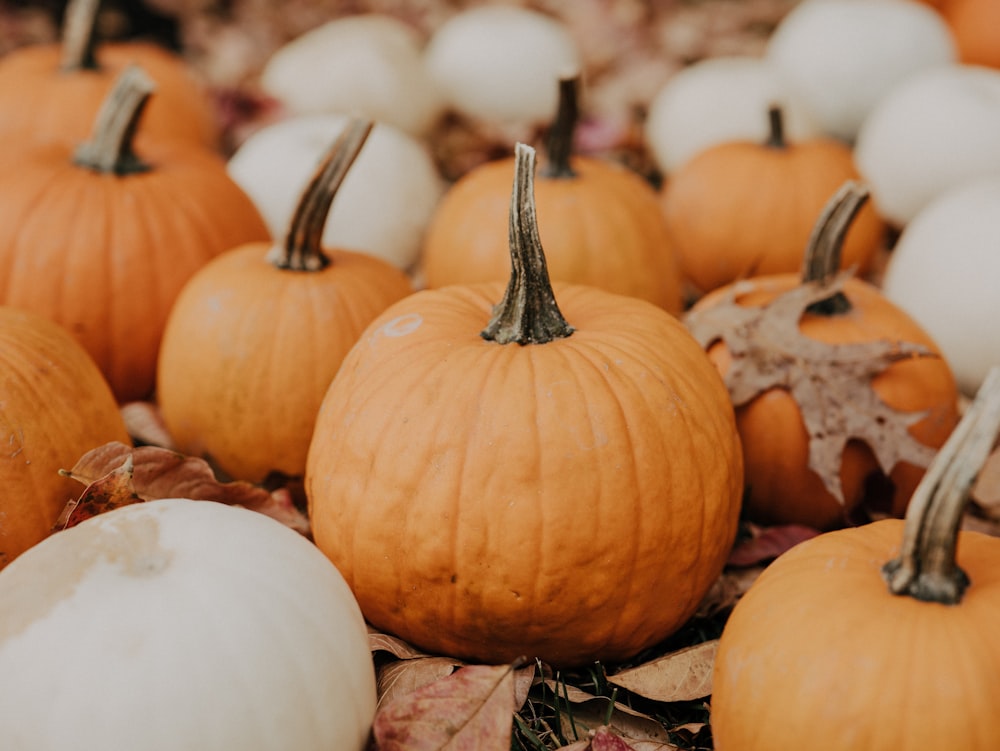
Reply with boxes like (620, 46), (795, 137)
(270, 118), (373, 272)
(60, 0), (101, 71)
(73, 64), (154, 175)
(481, 143), (574, 345)
(540, 74), (580, 180)
(764, 105), (787, 149)
(800, 180), (868, 316)
(882, 366), (1000, 604)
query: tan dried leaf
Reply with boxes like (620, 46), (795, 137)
(542, 681), (675, 747)
(369, 628), (433, 660)
(608, 641), (716, 702)
(119, 401), (177, 450)
(684, 272), (938, 504)
(378, 657), (463, 708)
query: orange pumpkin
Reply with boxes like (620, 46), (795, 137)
(662, 106), (885, 299)
(306, 143), (743, 666)
(711, 367), (1000, 751)
(0, 306), (130, 569)
(0, 66), (269, 403)
(686, 183), (958, 530)
(421, 76), (683, 313)
(157, 119), (414, 483)
(940, 0), (1000, 69)
(0, 0), (219, 148)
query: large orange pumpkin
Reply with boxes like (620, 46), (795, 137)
(306, 143), (743, 666)
(157, 119), (413, 483)
(711, 366), (1000, 751)
(0, 306), (129, 569)
(662, 106), (885, 299)
(0, 65), (269, 403)
(421, 76), (683, 313)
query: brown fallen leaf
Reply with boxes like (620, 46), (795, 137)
(369, 628), (434, 660)
(378, 657), (463, 708)
(562, 725), (644, 750)
(119, 400), (177, 449)
(694, 566), (765, 619)
(685, 272), (938, 505)
(607, 641), (716, 703)
(726, 523), (820, 567)
(541, 680), (676, 748)
(372, 662), (520, 751)
(54, 454), (142, 529)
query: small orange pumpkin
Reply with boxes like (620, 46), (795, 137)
(0, 306), (130, 569)
(421, 76), (683, 313)
(661, 106), (885, 299)
(940, 0), (1000, 69)
(0, 66), (269, 402)
(306, 143), (742, 666)
(157, 119), (414, 483)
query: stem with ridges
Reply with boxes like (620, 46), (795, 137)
(540, 74), (580, 179)
(73, 65), (154, 175)
(764, 105), (786, 149)
(60, 0), (101, 71)
(267, 118), (373, 272)
(801, 180), (868, 316)
(481, 143), (574, 345)
(882, 366), (1000, 604)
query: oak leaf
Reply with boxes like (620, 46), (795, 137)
(684, 272), (938, 504)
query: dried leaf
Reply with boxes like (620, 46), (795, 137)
(542, 681), (675, 747)
(54, 455), (141, 529)
(685, 272), (939, 504)
(694, 566), (764, 618)
(562, 725), (646, 750)
(372, 662), (519, 751)
(608, 641), (716, 703)
(62, 442), (310, 536)
(369, 628), (433, 660)
(378, 658), (462, 708)
(119, 401), (177, 449)
(726, 524), (820, 567)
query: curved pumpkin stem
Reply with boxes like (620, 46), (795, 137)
(764, 105), (787, 150)
(60, 0), (101, 71)
(481, 143), (574, 345)
(268, 118), (373, 272)
(801, 180), (868, 316)
(73, 64), (154, 175)
(540, 74), (580, 180)
(882, 365), (1000, 604)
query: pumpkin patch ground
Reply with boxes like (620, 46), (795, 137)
(1, 1), (999, 750)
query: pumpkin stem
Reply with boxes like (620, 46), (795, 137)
(541, 74), (580, 180)
(764, 105), (786, 149)
(801, 181), (868, 316)
(60, 0), (101, 71)
(268, 118), (373, 272)
(481, 143), (575, 345)
(882, 366), (1000, 605)
(73, 64), (154, 175)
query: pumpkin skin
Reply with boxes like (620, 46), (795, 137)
(711, 518), (1000, 751)
(693, 275), (959, 530)
(939, 0), (1000, 69)
(0, 499), (377, 751)
(0, 306), (129, 570)
(306, 281), (743, 666)
(422, 156), (684, 312)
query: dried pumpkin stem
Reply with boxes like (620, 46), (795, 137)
(882, 366), (1000, 604)
(801, 180), (868, 316)
(481, 143), (574, 345)
(73, 64), (154, 175)
(764, 105), (786, 149)
(540, 74), (580, 179)
(60, 0), (101, 71)
(269, 118), (373, 272)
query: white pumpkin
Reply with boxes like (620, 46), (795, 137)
(228, 114), (446, 270)
(260, 14), (444, 136)
(643, 56), (820, 175)
(424, 5), (581, 126)
(766, 0), (956, 143)
(854, 63), (1000, 227)
(0, 499), (376, 751)
(881, 176), (1000, 396)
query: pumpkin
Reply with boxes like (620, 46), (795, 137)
(306, 143), (743, 667)
(686, 183), (959, 530)
(259, 14), (444, 137)
(881, 176), (1000, 396)
(0, 306), (129, 569)
(227, 114), (445, 271)
(0, 498), (377, 750)
(764, 0), (956, 142)
(937, 0), (1000, 69)
(854, 62), (1000, 227)
(643, 56), (819, 175)
(661, 106), (885, 298)
(711, 366), (1000, 751)
(0, 65), (269, 403)
(424, 5), (581, 127)
(421, 75), (683, 313)
(158, 119), (413, 483)
(0, 0), (219, 148)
